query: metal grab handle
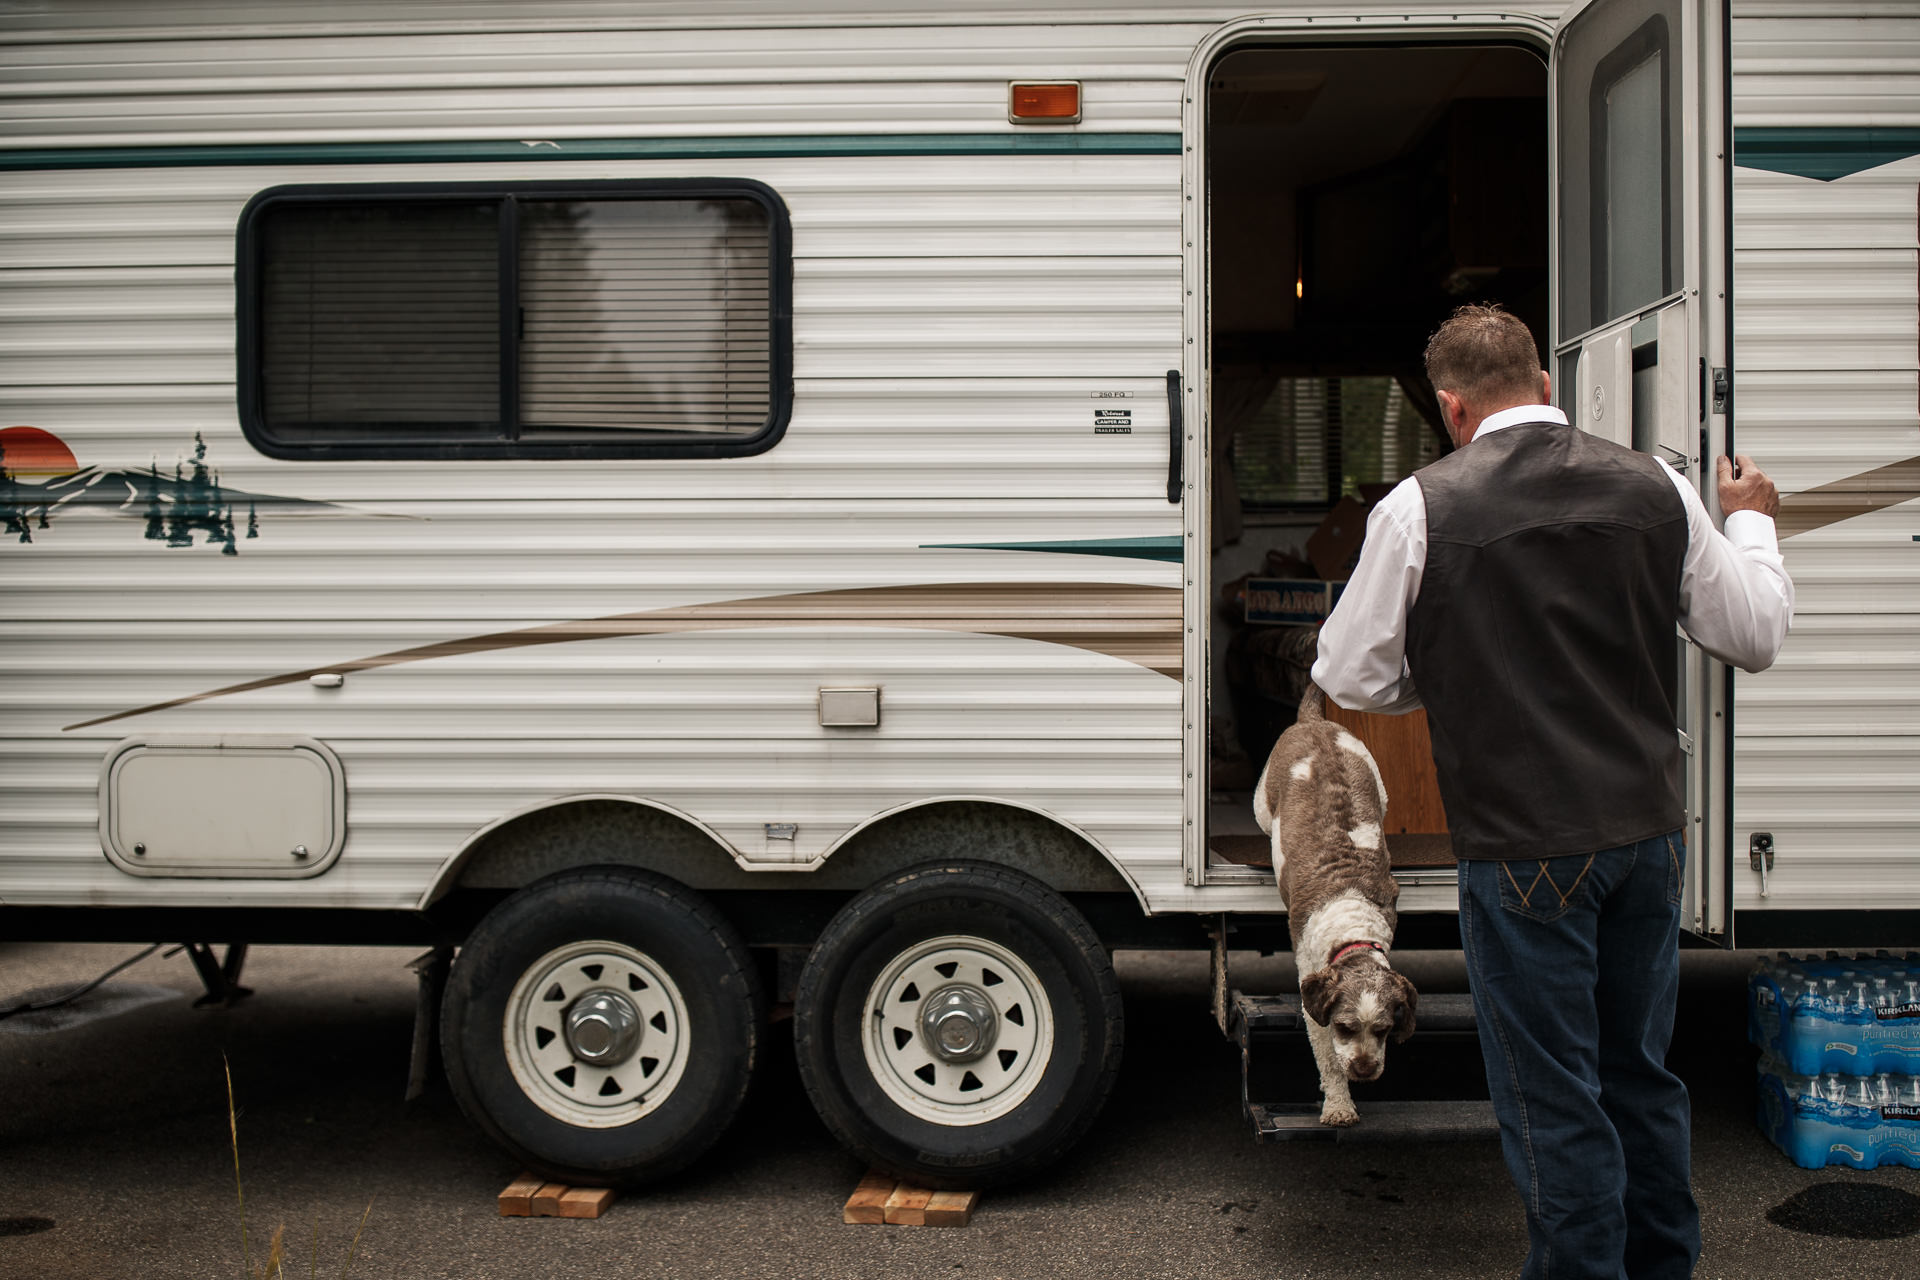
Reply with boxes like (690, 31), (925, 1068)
(1166, 368), (1183, 504)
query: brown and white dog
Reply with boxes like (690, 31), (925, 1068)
(1254, 685), (1418, 1126)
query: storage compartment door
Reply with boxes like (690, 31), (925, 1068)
(1551, 0), (1730, 936)
(101, 736), (346, 878)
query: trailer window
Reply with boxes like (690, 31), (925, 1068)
(238, 181), (791, 459)
(1231, 375), (1439, 508)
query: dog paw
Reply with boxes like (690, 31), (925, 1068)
(1319, 1105), (1359, 1127)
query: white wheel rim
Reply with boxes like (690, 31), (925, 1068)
(860, 934), (1054, 1126)
(503, 941), (691, 1129)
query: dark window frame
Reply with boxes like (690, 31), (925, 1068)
(235, 178), (793, 461)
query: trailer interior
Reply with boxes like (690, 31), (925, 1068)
(1204, 41), (1549, 875)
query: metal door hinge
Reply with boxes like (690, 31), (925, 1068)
(1749, 831), (1774, 898)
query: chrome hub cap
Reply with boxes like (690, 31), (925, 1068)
(921, 985), (997, 1063)
(564, 990), (642, 1065)
(861, 934), (1054, 1126)
(503, 941), (691, 1129)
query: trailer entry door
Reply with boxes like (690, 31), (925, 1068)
(1551, 0), (1732, 938)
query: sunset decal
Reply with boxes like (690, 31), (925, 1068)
(0, 426), (75, 540)
(0, 425), (78, 477)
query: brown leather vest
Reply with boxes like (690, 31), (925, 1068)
(1406, 422), (1689, 861)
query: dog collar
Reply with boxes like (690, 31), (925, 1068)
(1329, 940), (1386, 966)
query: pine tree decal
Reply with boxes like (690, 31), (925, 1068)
(0, 439), (29, 542)
(142, 459), (165, 542)
(246, 501), (258, 539)
(166, 460), (192, 546)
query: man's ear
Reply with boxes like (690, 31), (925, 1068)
(1539, 368), (1552, 405)
(1300, 967), (1342, 1026)
(1389, 971), (1419, 1044)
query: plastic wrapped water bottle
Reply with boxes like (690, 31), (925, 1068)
(1750, 954), (1920, 1078)
(1885, 1077), (1920, 1170)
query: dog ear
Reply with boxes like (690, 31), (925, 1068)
(1300, 967), (1341, 1026)
(1389, 970), (1419, 1043)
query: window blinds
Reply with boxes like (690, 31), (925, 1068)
(255, 194), (774, 443)
(519, 199), (771, 437)
(260, 202), (500, 429)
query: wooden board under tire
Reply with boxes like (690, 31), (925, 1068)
(841, 1171), (894, 1224)
(497, 1175), (616, 1219)
(496, 1175), (544, 1216)
(842, 1171), (977, 1227)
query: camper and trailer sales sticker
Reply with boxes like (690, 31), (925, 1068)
(1092, 390), (1133, 434)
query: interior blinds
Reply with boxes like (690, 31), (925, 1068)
(1233, 376), (1435, 506)
(260, 202), (500, 429)
(519, 199), (771, 437)
(1234, 377), (1331, 506)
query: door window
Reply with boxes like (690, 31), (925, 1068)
(1556, 1), (1682, 337)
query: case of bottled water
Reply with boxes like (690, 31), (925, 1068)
(1756, 1056), (1920, 1170)
(1747, 952), (1920, 1077)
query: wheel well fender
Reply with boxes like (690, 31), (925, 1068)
(419, 795), (753, 910)
(806, 798), (1146, 911)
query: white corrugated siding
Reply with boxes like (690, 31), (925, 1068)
(52, 2), (1905, 928)
(0, 4), (1226, 913)
(0, 157), (1192, 907)
(0, 2), (1582, 920)
(1732, 11), (1920, 915)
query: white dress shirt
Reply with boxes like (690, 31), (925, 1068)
(1311, 404), (1796, 714)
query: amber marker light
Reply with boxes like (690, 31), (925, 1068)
(1009, 82), (1081, 125)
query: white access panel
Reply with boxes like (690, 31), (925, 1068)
(101, 736), (346, 877)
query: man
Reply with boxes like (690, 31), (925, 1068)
(1312, 304), (1794, 1280)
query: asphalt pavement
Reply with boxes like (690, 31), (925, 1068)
(2, 941), (1916, 1279)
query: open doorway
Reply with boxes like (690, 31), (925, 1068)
(1203, 41), (1548, 876)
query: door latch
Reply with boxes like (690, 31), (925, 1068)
(1711, 367), (1731, 415)
(1749, 831), (1774, 898)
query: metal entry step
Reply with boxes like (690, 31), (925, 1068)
(1235, 990), (1482, 1035)
(1249, 1099), (1499, 1142)
(1231, 990), (1500, 1144)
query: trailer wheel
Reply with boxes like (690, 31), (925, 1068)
(793, 862), (1122, 1188)
(441, 866), (761, 1186)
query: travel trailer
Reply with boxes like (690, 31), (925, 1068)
(3, 0), (1915, 1187)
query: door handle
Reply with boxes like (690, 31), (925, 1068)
(1166, 369), (1183, 504)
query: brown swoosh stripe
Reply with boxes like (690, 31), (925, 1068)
(65, 581), (1182, 731)
(1775, 454), (1920, 538)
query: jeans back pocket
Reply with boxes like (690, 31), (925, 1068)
(1497, 852), (1598, 922)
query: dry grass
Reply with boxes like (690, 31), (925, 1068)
(224, 1055), (373, 1279)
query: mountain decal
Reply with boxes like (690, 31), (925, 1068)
(1, 427), (356, 551)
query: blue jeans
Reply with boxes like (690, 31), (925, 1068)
(1458, 833), (1700, 1280)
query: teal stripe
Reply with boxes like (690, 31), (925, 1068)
(0, 132), (1182, 172)
(1733, 127), (1920, 182)
(18, 127), (1917, 181)
(926, 535), (1184, 564)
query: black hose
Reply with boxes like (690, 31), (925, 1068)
(0, 943), (162, 1020)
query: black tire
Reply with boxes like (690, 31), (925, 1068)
(793, 862), (1123, 1189)
(441, 866), (762, 1187)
